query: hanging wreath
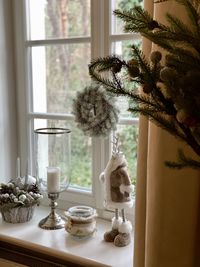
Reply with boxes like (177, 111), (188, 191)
(72, 84), (119, 137)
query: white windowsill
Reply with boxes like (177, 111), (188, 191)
(0, 206), (133, 267)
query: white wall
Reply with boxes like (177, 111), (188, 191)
(0, 0), (17, 181)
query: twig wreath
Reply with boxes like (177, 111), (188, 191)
(72, 84), (119, 137)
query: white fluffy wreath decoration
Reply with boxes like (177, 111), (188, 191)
(72, 84), (119, 137)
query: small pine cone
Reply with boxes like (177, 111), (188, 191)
(128, 66), (140, 78)
(112, 63), (122, 73)
(160, 67), (177, 82)
(143, 84), (153, 94)
(150, 51), (162, 64)
(127, 59), (138, 67)
(148, 20), (159, 30)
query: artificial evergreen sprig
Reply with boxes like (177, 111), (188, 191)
(114, 2), (200, 52)
(129, 106), (187, 143)
(165, 149), (200, 169)
(89, 0), (200, 169)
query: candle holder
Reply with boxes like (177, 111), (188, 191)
(38, 192), (64, 229)
(34, 127), (71, 230)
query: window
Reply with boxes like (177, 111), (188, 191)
(14, 0), (141, 217)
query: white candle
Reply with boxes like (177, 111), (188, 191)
(47, 167), (60, 192)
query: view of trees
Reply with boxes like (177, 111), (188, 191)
(32, 0), (142, 189)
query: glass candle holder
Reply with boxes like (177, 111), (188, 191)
(34, 127), (71, 230)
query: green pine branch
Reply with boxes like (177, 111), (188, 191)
(115, 3), (200, 53)
(89, 54), (172, 113)
(129, 106), (187, 143)
(165, 149), (200, 169)
(130, 45), (155, 84)
(89, 56), (125, 73)
(145, 28), (200, 52)
(165, 48), (200, 72)
(175, 0), (200, 35)
(89, 0), (200, 169)
(114, 7), (153, 32)
(166, 13), (194, 38)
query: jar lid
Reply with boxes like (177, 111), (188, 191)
(65, 206), (97, 221)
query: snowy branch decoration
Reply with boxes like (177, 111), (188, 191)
(73, 84), (119, 137)
(0, 181), (42, 213)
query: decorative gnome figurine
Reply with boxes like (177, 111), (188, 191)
(99, 138), (134, 247)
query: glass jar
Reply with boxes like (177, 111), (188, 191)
(65, 206), (97, 238)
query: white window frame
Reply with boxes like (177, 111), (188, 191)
(13, 0), (139, 219)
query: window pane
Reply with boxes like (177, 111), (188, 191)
(31, 43), (91, 113)
(112, 39), (141, 118)
(34, 119), (92, 190)
(111, 0), (143, 34)
(28, 0), (91, 40)
(113, 124), (138, 185)
(112, 39), (141, 60)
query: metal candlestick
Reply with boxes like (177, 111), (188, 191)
(39, 192), (65, 230)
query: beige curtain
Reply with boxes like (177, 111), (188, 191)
(134, 1), (200, 267)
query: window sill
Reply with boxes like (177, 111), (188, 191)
(0, 206), (133, 267)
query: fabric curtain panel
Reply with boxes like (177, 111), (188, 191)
(134, 1), (200, 267)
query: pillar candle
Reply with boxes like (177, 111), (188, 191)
(47, 167), (60, 192)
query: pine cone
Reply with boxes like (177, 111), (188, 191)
(148, 20), (159, 30)
(112, 63), (122, 73)
(143, 84), (153, 94)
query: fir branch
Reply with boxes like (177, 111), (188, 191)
(165, 149), (200, 169)
(175, 0), (200, 34)
(130, 45), (176, 113)
(89, 69), (120, 92)
(115, 5), (197, 49)
(112, 72), (123, 91)
(89, 54), (175, 115)
(114, 1), (200, 52)
(178, 123), (200, 157)
(89, 57), (170, 112)
(166, 13), (195, 38)
(146, 29), (200, 52)
(169, 47), (200, 70)
(89, 58), (125, 92)
(127, 93), (167, 111)
(89, 56), (124, 73)
(163, 50), (200, 76)
(125, 91), (170, 113)
(89, 1), (200, 170)
(142, 31), (200, 63)
(130, 45), (155, 86)
(129, 107), (187, 143)
(114, 7), (157, 33)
